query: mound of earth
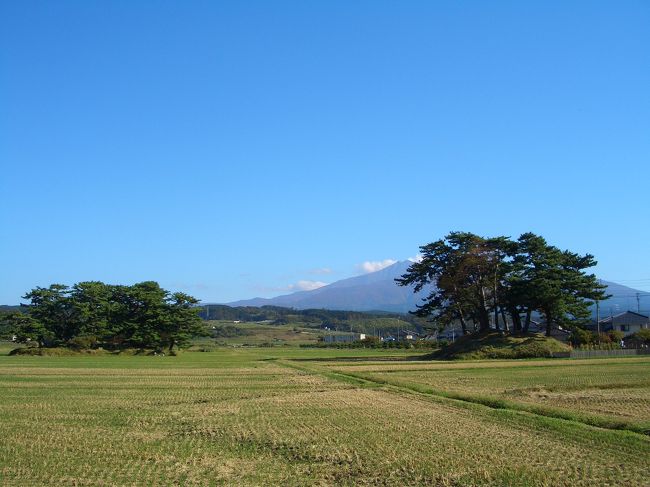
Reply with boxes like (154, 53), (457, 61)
(431, 332), (570, 360)
(8, 347), (165, 356)
(8, 347), (109, 356)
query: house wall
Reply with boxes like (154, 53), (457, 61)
(615, 323), (648, 335)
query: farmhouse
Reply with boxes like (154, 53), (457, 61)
(590, 311), (650, 336)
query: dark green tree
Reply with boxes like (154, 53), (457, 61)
(69, 281), (114, 341)
(397, 232), (510, 334)
(399, 232), (608, 337)
(17, 281), (206, 351)
(158, 292), (206, 353)
(1, 312), (53, 347)
(116, 281), (169, 349)
(22, 284), (75, 344)
(514, 233), (608, 336)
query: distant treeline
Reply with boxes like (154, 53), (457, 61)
(200, 305), (427, 333)
(0, 282), (205, 352)
(0, 305), (21, 314)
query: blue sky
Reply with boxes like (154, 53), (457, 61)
(1, 1), (649, 304)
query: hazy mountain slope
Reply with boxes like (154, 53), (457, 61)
(596, 280), (648, 316)
(228, 261), (428, 313)
(227, 262), (648, 316)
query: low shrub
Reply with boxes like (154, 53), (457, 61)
(67, 335), (99, 350)
(568, 328), (623, 348)
(9, 347), (107, 356)
(632, 329), (650, 345)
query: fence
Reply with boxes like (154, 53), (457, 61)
(552, 348), (650, 359)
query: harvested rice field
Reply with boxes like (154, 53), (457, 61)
(0, 348), (649, 486)
(325, 356), (650, 432)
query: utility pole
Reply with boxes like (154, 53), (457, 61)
(595, 279), (600, 334)
(637, 293), (641, 314)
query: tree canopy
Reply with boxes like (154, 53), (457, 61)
(397, 232), (608, 336)
(1, 281), (206, 352)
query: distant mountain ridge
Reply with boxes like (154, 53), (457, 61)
(228, 261), (648, 316)
(228, 261), (427, 313)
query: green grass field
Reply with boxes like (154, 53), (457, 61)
(201, 321), (326, 347)
(1, 345), (649, 485)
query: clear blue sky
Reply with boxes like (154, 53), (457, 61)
(1, 1), (649, 304)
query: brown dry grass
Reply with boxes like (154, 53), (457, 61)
(0, 353), (648, 485)
(329, 356), (650, 428)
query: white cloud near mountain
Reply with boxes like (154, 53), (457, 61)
(408, 254), (423, 263)
(292, 280), (328, 291)
(356, 259), (397, 274)
(254, 279), (329, 295)
(261, 280), (328, 292)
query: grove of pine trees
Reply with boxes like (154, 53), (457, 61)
(397, 232), (609, 336)
(1, 281), (206, 352)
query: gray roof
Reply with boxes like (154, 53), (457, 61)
(597, 311), (649, 326)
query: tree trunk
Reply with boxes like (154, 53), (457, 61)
(501, 309), (509, 332)
(457, 308), (468, 336)
(544, 310), (553, 337)
(509, 307), (522, 332)
(478, 309), (490, 332)
(523, 309), (532, 334)
(168, 339), (175, 354)
(494, 284), (500, 331)
(493, 262), (501, 332)
(478, 287), (491, 332)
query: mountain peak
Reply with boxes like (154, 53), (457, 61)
(227, 260), (420, 312)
